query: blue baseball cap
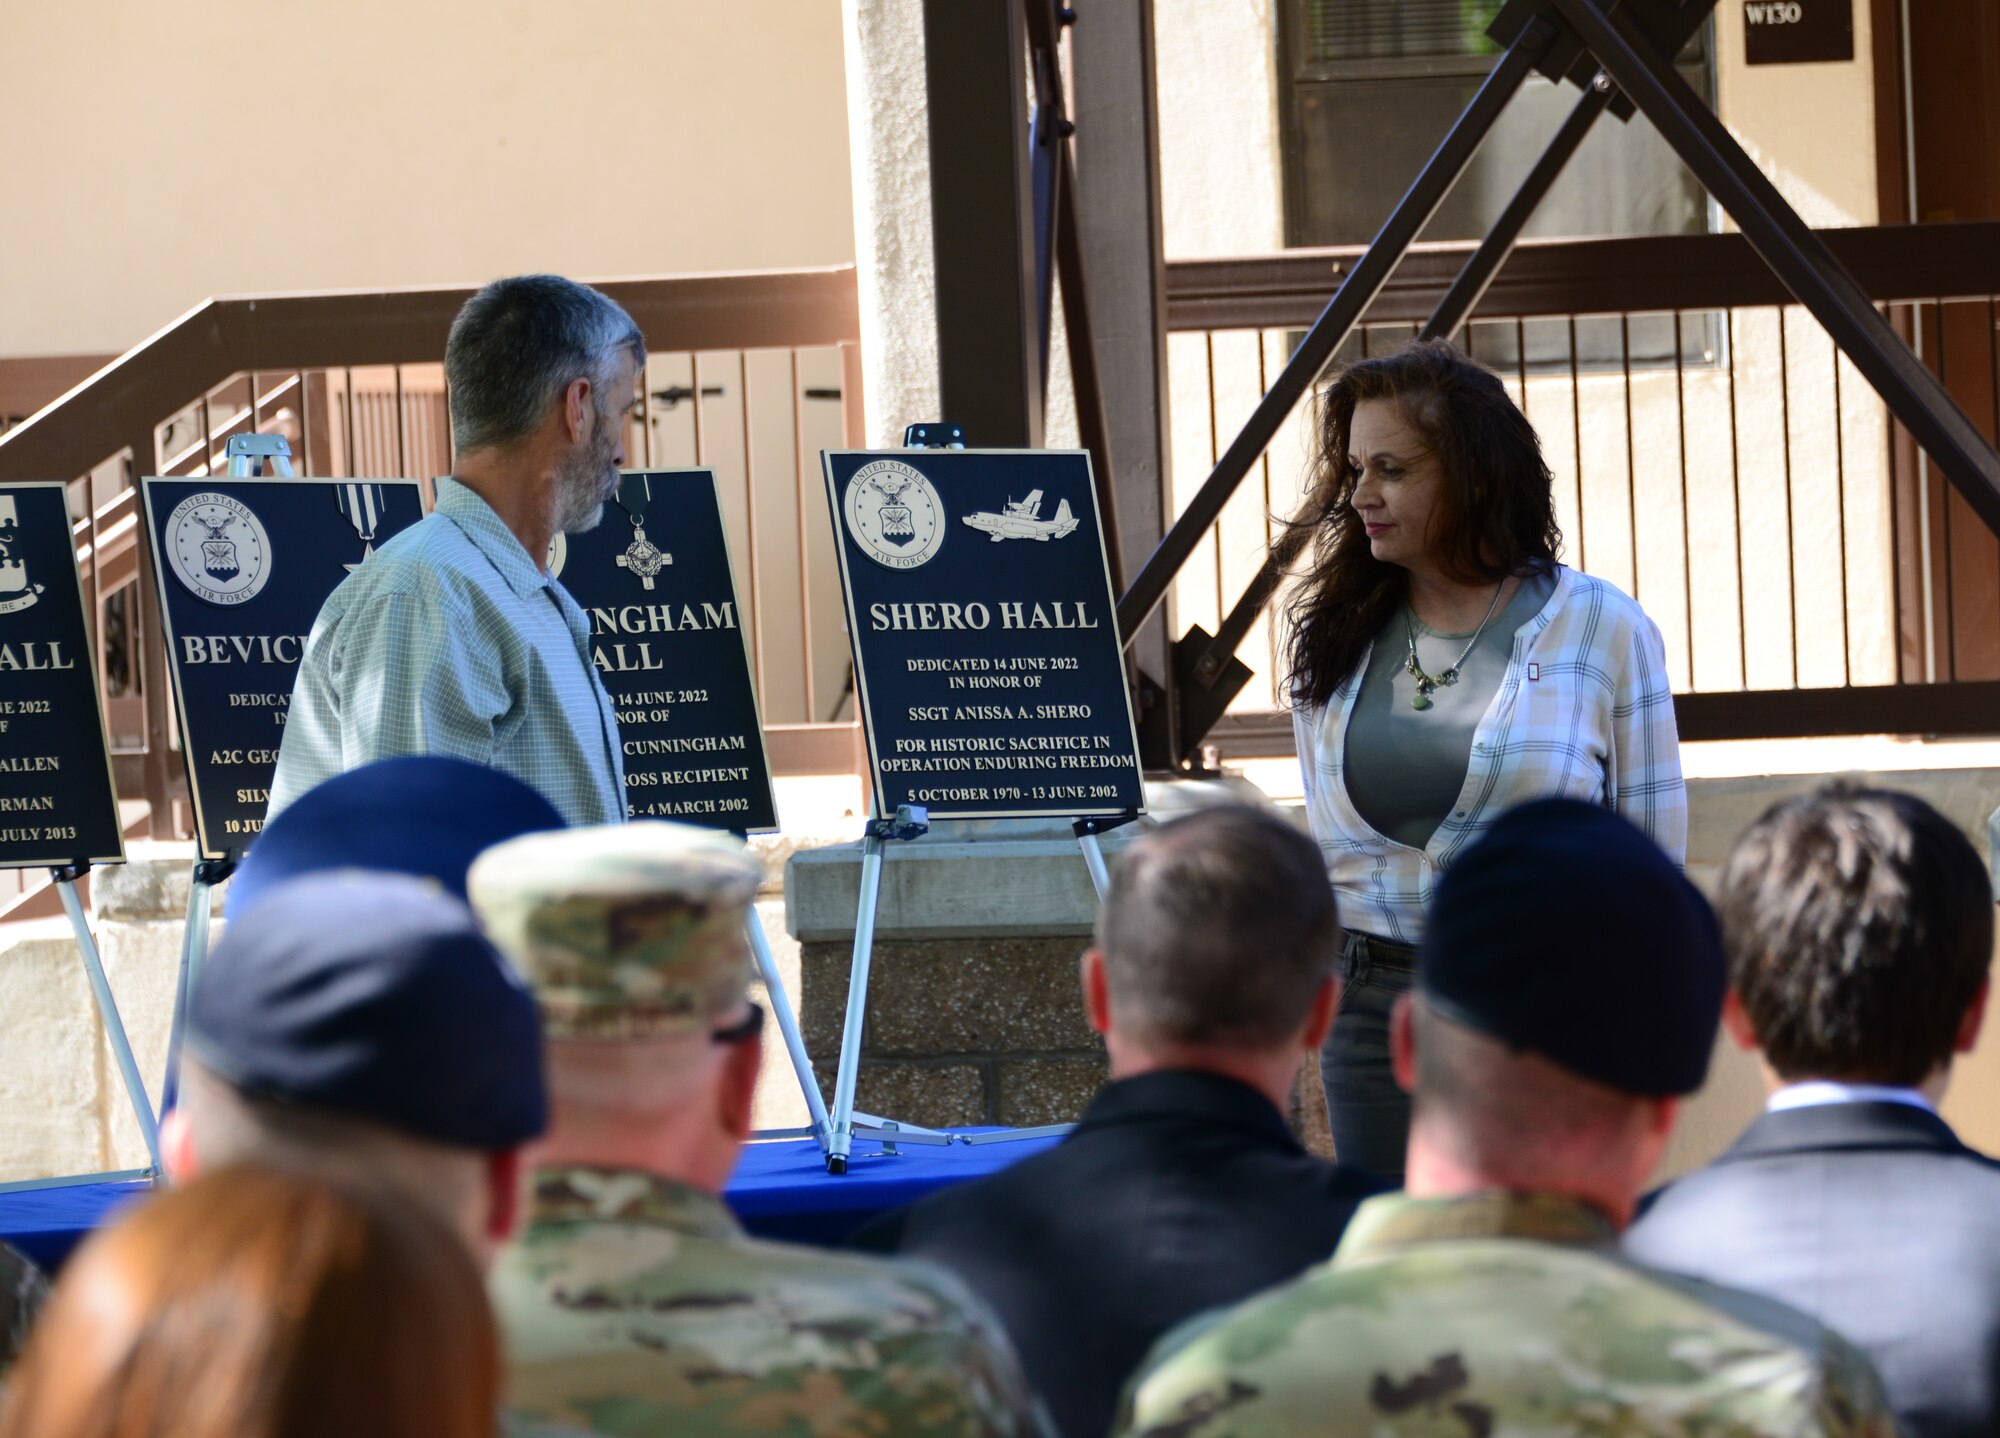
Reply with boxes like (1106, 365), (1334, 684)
(227, 757), (565, 920)
(188, 870), (546, 1150)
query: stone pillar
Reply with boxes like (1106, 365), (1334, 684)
(841, 0), (941, 446)
(785, 818), (1147, 1127)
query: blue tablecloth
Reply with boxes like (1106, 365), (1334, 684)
(0, 1129), (1064, 1272)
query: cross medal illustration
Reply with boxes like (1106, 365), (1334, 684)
(616, 511), (671, 590)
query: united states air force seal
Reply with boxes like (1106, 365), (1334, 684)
(166, 492), (271, 605)
(843, 459), (945, 570)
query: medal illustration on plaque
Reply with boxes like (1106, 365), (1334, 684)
(615, 478), (672, 591)
(165, 492), (273, 606)
(337, 482), (388, 573)
(0, 496), (45, 615)
(843, 459), (946, 569)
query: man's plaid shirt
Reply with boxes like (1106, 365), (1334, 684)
(1293, 566), (1685, 944)
(269, 478), (625, 828)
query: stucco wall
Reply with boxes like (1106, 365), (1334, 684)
(0, 0), (855, 359)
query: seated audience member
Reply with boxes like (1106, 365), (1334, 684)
(1115, 800), (1897, 1438)
(224, 755), (564, 918)
(468, 822), (1048, 1438)
(0, 1166), (498, 1438)
(162, 871), (546, 1267)
(0, 1241), (47, 1387)
(1628, 783), (2000, 1438)
(853, 804), (1385, 1438)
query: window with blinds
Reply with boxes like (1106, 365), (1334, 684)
(1303, 0), (1506, 62)
(1279, 0), (1718, 368)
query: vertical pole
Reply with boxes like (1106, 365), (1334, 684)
(922, 0), (1044, 447)
(826, 829), (887, 1175)
(1076, 831), (1111, 900)
(160, 871), (212, 1115)
(56, 876), (163, 1176)
(745, 910), (831, 1147)
(1069, 0), (1176, 763)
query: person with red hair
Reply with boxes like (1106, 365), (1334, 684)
(0, 1165), (498, 1438)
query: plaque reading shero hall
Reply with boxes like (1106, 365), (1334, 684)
(142, 477), (425, 858)
(0, 483), (124, 868)
(551, 470), (778, 833)
(823, 449), (1144, 820)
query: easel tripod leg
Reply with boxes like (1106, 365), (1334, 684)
(160, 871), (213, 1116)
(827, 831), (886, 1174)
(55, 878), (163, 1177)
(1076, 830), (1111, 899)
(745, 911), (831, 1148)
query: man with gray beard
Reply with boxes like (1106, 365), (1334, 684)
(270, 275), (639, 826)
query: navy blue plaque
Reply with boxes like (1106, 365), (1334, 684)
(822, 449), (1144, 820)
(0, 483), (124, 868)
(142, 477), (425, 858)
(552, 471), (778, 833)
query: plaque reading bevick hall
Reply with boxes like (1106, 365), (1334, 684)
(0, 484), (124, 868)
(142, 477), (425, 857)
(823, 449), (1144, 820)
(549, 471), (778, 832)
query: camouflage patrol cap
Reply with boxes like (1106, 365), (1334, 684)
(467, 821), (763, 1040)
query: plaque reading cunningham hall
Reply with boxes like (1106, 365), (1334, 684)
(550, 470), (778, 833)
(823, 448), (1144, 821)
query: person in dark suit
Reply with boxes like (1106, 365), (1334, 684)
(852, 804), (1386, 1438)
(1627, 782), (2000, 1438)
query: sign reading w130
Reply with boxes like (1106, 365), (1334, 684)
(823, 448), (1144, 821)
(1744, 0), (1852, 64)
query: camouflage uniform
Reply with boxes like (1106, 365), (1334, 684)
(0, 1239), (48, 1380)
(494, 1165), (1048, 1438)
(468, 823), (1049, 1438)
(1115, 1191), (1900, 1438)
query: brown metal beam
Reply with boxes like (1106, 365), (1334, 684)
(1164, 221), (2000, 333)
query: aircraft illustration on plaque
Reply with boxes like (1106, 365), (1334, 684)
(960, 490), (1078, 543)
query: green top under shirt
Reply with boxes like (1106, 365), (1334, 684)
(1344, 567), (1558, 851)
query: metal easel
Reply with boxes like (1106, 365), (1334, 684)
(821, 425), (1147, 1170)
(745, 903), (833, 1147)
(157, 434), (290, 1115)
(0, 861), (164, 1193)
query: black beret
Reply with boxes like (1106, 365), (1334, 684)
(1419, 798), (1724, 1097)
(225, 757), (565, 920)
(189, 870), (546, 1149)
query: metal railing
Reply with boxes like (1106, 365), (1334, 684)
(0, 267), (867, 861)
(1153, 221), (2000, 759)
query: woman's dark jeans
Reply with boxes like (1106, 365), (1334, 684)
(1317, 931), (1416, 1185)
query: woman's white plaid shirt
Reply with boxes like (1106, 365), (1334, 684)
(1293, 566), (1687, 945)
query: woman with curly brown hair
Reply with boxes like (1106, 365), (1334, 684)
(0, 1165), (498, 1438)
(1284, 340), (1685, 1181)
